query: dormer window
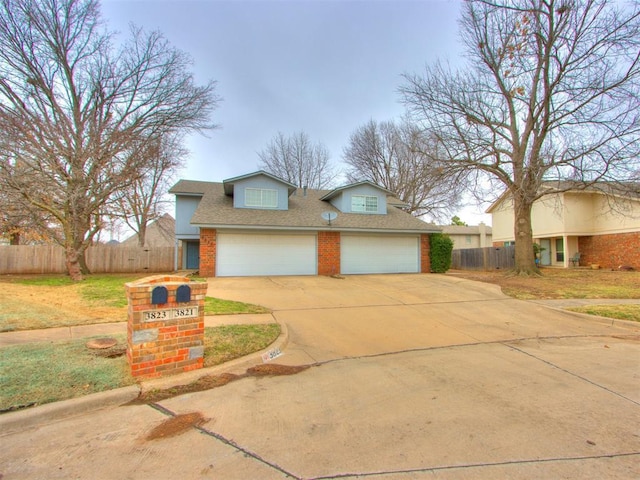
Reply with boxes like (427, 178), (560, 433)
(352, 195), (378, 213)
(246, 188), (278, 208)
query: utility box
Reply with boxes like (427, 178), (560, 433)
(125, 275), (207, 378)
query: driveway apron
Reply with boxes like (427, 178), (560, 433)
(1, 274), (639, 479)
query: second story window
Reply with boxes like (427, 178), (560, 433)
(352, 195), (378, 213)
(245, 188), (278, 208)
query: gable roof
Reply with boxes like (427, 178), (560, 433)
(222, 170), (297, 196)
(176, 181), (439, 234)
(320, 180), (393, 201)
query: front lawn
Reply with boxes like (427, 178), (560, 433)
(0, 274), (270, 331)
(0, 323), (281, 412)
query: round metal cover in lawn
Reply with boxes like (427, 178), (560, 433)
(86, 337), (118, 349)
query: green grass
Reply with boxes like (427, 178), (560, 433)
(568, 304), (640, 322)
(0, 324), (281, 412)
(204, 297), (270, 315)
(204, 324), (281, 366)
(15, 276), (75, 287)
(0, 335), (134, 411)
(79, 275), (139, 307)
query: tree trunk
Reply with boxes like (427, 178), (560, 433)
(513, 195), (539, 275)
(78, 249), (91, 275)
(137, 222), (147, 248)
(9, 231), (20, 245)
(65, 244), (84, 281)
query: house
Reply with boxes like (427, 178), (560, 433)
(487, 183), (640, 269)
(121, 213), (176, 247)
(440, 223), (492, 250)
(169, 171), (440, 277)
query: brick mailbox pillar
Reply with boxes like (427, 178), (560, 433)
(126, 275), (207, 378)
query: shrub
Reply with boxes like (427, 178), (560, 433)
(430, 233), (454, 273)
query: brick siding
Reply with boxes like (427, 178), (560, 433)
(578, 232), (640, 269)
(318, 231), (340, 275)
(199, 228), (216, 277)
(421, 234), (431, 273)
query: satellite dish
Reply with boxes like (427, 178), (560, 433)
(321, 211), (338, 225)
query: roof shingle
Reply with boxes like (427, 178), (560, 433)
(174, 181), (439, 233)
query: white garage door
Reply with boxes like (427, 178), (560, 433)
(217, 233), (316, 276)
(341, 235), (419, 274)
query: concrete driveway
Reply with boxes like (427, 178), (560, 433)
(1, 274), (639, 479)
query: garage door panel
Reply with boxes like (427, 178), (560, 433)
(217, 233), (316, 276)
(341, 235), (419, 274)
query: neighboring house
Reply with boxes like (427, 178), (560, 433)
(440, 223), (492, 250)
(487, 184), (640, 269)
(169, 171), (440, 277)
(121, 213), (176, 248)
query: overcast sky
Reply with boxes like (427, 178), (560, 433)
(102, 0), (491, 225)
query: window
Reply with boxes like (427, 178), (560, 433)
(245, 188), (278, 208)
(465, 235), (472, 245)
(351, 195), (378, 213)
(555, 238), (564, 262)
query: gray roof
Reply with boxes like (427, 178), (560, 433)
(173, 180), (440, 234)
(169, 180), (210, 196)
(121, 213), (176, 247)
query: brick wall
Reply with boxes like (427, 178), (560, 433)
(578, 232), (640, 269)
(420, 234), (431, 273)
(199, 228), (216, 277)
(126, 275), (207, 378)
(318, 231), (341, 275)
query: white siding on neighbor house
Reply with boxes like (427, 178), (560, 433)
(531, 194), (566, 237)
(492, 192), (640, 243)
(341, 234), (419, 274)
(490, 199), (515, 242)
(591, 193), (640, 234)
(232, 175), (290, 210)
(328, 184), (388, 214)
(175, 195), (201, 239)
(216, 232), (316, 276)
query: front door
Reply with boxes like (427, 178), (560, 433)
(186, 241), (200, 269)
(540, 239), (551, 266)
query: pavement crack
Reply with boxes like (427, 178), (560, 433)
(147, 403), (301, 479)
(309, 452), (640, 479)
(504, 343), (640, 407)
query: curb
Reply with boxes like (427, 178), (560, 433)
(0, 319), (289, 433)
(0, 386), (140, 434)
(530, 301), (640, 328)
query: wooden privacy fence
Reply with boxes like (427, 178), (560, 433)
(0, 245), (175, 274)
(451, 245), (516, 271)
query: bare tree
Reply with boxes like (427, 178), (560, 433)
(343, 118), (464, 220)
(111, 133), (186, 247)
(258, 131), (338, 189)
(0, 0), (219, 280)
(400, 0), (640, 274)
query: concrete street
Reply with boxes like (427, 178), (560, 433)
(1, 274), (639, 479)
